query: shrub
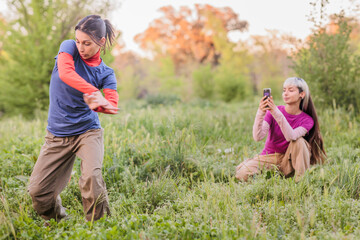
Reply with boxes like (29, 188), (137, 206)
(214, 65), (251, 102)
(192, 64), (214, 99)
(0, 0), (117, 117)
(292, 15), (360, 112)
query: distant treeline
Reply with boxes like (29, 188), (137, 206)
(0, 0), (359, 116)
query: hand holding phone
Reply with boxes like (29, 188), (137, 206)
(260, 88), (271, 111)
(263, 88), (271, 99)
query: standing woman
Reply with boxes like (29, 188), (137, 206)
(29, 15), (118, 222)
(235, 77), (326, 182)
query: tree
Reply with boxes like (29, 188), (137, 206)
(134, 4), (248, 68)
(133, 4), (252, 102)
(240, 30), (301, 97)
(0, 0), (118, 116)
(206, 12), (252, 101)
(292, 14), (360, 112)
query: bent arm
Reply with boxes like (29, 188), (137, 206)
(57, 52), (99, 94)
(94, 89), (119, 114)
(271, 108), (308, 141)
(253, 109), (270, 141)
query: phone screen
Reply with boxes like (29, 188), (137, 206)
(263, 88), (271, 99)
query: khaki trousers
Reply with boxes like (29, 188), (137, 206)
(235, 138), (311, 182)
(28, 128), (110, 221)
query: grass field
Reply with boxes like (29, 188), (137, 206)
(1, 99), (360, 239)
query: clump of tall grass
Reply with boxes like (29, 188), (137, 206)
(0, 101), (360, 238)
(145, 94), (181, 106)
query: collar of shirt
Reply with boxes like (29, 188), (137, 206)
(81, 50), (101, 67)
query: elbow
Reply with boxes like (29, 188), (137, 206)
(58, 71), (63, 80)
(252, 128), (260, 141)
(58, 68), (72, 84)
(253, 134), (261, 142)
(286, 136), (297, 142)
(253, 130), (265, 141)
(58, 71), (67, 83)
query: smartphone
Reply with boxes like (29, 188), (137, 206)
(263, 88), (271, 99)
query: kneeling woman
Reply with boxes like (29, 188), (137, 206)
(236, 77), (326, 182)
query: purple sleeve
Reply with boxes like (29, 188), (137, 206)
(301, 115), (314, 132)
(101, 71), (117, 90)
(271, 108), (312, 141)
(264, 110), (273, 126)
(58, 40), (77, 57)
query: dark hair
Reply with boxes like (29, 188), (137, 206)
(284, 77), (326, 165)
(301, 95), (327, 165)
(75, 15), (115, 54)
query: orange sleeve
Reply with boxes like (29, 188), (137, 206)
(57, 52), (99, 94)
(94, 88), (119, 114)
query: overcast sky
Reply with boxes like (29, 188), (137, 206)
(110, 0), (357, 55)
(1, 0), (358, 55)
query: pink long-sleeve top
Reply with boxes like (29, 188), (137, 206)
(253, 105), (314, 155)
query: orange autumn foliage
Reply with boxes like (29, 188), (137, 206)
(134, 4), (248, 66)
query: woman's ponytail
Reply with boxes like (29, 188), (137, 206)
(284, 77), (327, 165)
(103, 19), (115, 54)
(75, 15), (116, 54)
(303, 96), (327, 165)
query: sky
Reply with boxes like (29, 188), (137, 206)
(110, 0), (357, 55)
(0, 0), (357, 55)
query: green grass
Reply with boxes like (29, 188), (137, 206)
(0, 99), (360, 239)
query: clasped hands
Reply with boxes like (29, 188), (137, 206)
(83, 91), (119, 114)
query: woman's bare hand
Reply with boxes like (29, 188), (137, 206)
(266, 96), (277, 113)
(259, 96), (270, 112)
(83, 91), (119, 114)
(83, 93), (100, 110)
